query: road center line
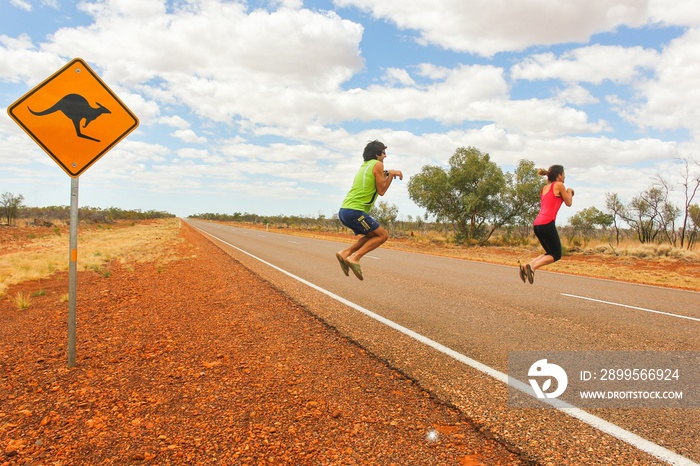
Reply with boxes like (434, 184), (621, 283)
(562, 293), (700, 323)
(195, 226), (696, 466)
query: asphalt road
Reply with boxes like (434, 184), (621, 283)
(186, 219), (699, 465)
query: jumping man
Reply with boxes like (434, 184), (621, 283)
(336, 140), (403, 280)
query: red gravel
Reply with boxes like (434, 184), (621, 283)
(0, 223), (527, 465)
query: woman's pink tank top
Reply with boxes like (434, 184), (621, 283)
(534, 183), (564, 226)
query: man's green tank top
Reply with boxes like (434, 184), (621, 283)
(341, 159), (379, 213)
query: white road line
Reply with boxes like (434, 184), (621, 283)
(562, 294), (700, 323)
(196, 226), (697, 466)
(288, 241), (301, 244)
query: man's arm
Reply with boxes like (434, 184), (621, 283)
(373, 162), (403, 196)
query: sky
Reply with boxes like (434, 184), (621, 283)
(1, 0), (700, 224)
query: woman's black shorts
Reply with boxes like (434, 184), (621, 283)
(533, 221), (562, 262)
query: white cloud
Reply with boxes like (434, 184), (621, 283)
(333, 0), (658, 56)
(171, 129), (207, 144)
(624, 28), (700, 137)
(510, 45), (660, 85)
(10, 0), (32, 11)
(52, 1), (364, 90)
(383, 68), (415, 86)
(0, 35), (65, 84)
(158, 115), (190, 130)
(648, 0), (700, 26)
(555, 84), (599, 106)
(415, 63), (451, 81)
(176, 148), (210, 160)
(331, 65), (510, 126)
(268, 0), (304, 10)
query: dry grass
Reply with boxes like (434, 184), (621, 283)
(12, 291), (31, 310)
(0, 218), (185, 297)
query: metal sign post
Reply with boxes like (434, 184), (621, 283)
(7, 58), (139, 368)
(68, 177), (79, 367)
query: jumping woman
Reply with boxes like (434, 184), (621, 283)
(520, 164), (575, 284)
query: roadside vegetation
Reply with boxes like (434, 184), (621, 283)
(0, 217), (184, 298)
(0, 197), (175, 226)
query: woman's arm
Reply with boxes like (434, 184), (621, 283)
(555, 181), (575, 206)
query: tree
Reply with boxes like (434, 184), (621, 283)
(653, 174), (682, 246)
(569, 206), (613, 246)
(408, 147), (505, 242)
(406, 165), (455, 225)
(628, 189), (659, 244)
(494, 159), (542, 240)
(1, 192), (24, 226)
(687, 204), (700, 250)
(605, 192), (625, 246)
(370, 201), (398, 229)
(620, 186), (677, 244)
(676, 156), (700, 249)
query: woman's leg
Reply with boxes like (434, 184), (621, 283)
(529, 222), (560, 271)
(530, 253), (554, 271)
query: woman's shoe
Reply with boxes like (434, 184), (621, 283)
(525, 264), (534, 284)
(518, 263), (527, 283)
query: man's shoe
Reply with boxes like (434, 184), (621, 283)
(345, 260), (364, 281)
(336, 252), (349, 276)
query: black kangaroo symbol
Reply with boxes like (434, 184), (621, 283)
(28, 93), (111, 142)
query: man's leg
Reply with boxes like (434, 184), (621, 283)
(345, 227), (389, 264)
(338, 236), (369, 261)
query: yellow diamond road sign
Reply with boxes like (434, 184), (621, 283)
(7, 58), (139, 177)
